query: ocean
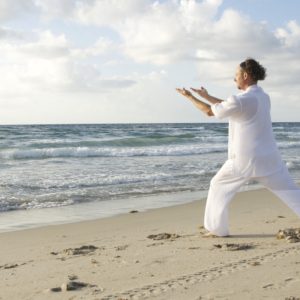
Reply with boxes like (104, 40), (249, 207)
(0, 122), (299, 231)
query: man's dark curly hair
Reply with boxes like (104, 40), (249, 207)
(240, 58), (266, 81)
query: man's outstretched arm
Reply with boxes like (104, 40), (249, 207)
(190, 87), (224, 105)
(176, 88), (214, 116)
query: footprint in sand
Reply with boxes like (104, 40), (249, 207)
(115, 244), (129, 251)
(0, 263), (19, 269)
(147, 233), (180, 241)
(103, 245), (300, 300)
(0, 262), (27, 270)
(63, 245), (99, 255)
(213, 243), (255, 251)
(249, 261), (260, 266)
(146, 242), (165, 247)
(262, 283), (274, 289)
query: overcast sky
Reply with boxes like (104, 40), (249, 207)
(0, 0), (300, 124)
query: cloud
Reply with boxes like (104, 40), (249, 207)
(71, 37), (115, 59)
(33, 0), (86, 19)
(75, 0), (149, 26)
(69, 0), (282, 69)
(73, 0), (224, 65)
(0, 0), (36, 21)
(1, 0), (300, 123)
(0, 26), (26, 40)
(275, 20), (300, 48)
(0, 29), (135, 97)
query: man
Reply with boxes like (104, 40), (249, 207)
(176, 58), (300, 237)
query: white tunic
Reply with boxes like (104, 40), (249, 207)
(211, 85), (283, 177)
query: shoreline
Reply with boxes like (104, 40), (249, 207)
(1, 187), (300, 299)
(0, 189), (208, 233)
(0, 183), (262, 234)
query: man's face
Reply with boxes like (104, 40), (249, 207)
(234, 66), (246, 90)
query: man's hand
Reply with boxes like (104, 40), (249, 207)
(176, 86), (214, 117)
(190, 87), (209, 99)
(175, 88), (193, 99)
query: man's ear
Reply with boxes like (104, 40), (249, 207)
(243, 72), (248, 80)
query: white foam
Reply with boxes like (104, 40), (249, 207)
(1, 144), (227, 160)
(278, 141), (300, 149)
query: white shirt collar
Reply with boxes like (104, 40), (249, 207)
(245, 84), (259, 92)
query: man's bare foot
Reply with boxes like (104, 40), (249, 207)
(202, 231), (219, 238)
(201, 231), (230, 238)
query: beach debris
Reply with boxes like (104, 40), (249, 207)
(63, 245), (98, 255)
(48, 281), (96, 293)
(285, 297), (300, 300)
(277, 215), (286, 218)
(61, 281), (89, 291)
(276, 228), (300, 243)
(213, 243), (254, 251)
(147, 233), (180, 241)
(129, 210), (139, 213)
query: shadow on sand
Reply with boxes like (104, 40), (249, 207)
(227, 233), (275, 239)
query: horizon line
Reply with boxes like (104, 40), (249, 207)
(0, 121), (299, 126)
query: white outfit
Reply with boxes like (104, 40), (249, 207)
(204, 85), (300, 236)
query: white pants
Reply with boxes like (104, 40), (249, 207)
(204, 160), (300, 236)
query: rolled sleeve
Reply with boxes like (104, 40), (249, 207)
(211, 95), (242, 120)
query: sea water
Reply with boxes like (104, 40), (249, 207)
(0, 123), (299, 231)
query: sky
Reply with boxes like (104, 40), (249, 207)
(0, 0), (300, 124)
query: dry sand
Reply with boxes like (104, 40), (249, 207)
(1, 188), (300, 300)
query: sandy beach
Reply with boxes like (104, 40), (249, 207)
(1, 188), (300, 300)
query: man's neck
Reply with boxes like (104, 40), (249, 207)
(243, 82), (257, 91)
